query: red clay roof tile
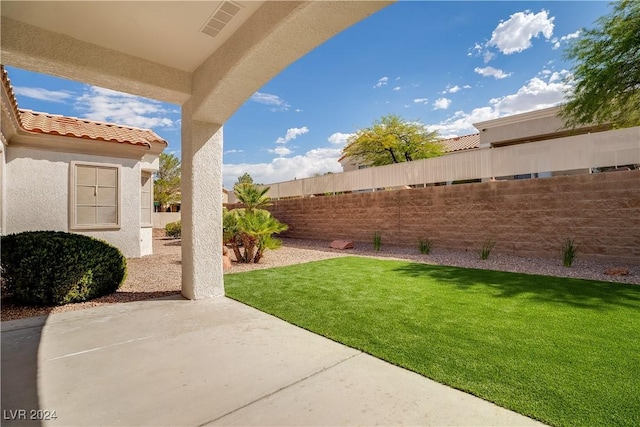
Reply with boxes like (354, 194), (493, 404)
(19, 109), (167, 147)
(441, 133), (480, 152)
(2, 65), (168, 148)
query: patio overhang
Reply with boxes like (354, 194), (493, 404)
(1, 0), (394, 299)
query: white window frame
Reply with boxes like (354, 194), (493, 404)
(140, 170), (153, 228)
(69, 161), (122, 230)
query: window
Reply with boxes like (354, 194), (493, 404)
(70, 162), (121, 229)
(140, 171), (152, 227)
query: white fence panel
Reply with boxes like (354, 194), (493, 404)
(263, 127), (640, 199)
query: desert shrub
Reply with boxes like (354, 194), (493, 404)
(0, 231), (127, 306)
(479, 239), (496, 260)
(373, 232), (382, 251)
(561, 238), (579, 267)
(165, 220), (181, 238)
(419, 239), (432, 255)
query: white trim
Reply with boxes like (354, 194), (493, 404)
(474, 106), (561, 130)
(140, 170), (153, 228)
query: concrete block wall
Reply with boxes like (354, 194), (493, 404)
(269, 170), (640, 264)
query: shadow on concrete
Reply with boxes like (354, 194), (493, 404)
(391, 262), (640, 310)
(1, 315), (46, 427)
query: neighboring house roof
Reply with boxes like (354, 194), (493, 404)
(441, 133), (480, 153)
(1, 65), (168, 149)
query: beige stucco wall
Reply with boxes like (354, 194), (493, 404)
(153, 212), (181, 229)
(269, 170), (640, 265)
(5, 146), (146, 258)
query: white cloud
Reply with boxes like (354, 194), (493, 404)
(223, 147), (344, 188)
(373, 76), (389, 88)
(443, 84), (471, 94)
(433, 97), (452, 110)
(474, 66), (512, 79)
(295, 108), (303, 113)
(393, 86), (401, 91)
(552, 30), (581, 50)
(75, 86), (176, 129)
(413, 98), (429, 105)
(488, 70), (571, 114)
(275, 126), (309, 144)
(13, 87), (73, 103)
(488, 10), (555, 54)
(224, 149), (244, 154)
(250, 91), (291, 111)
(483, 51), (496, 63)
(269, 146), (293, 157)
(429, 69), (571, 137)
(327, 132), (354, 145)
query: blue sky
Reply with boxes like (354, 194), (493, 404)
(5, 1), (611, 188)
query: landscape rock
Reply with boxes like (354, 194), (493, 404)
(329, 240), (354, 250)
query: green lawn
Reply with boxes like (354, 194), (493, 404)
(225, 257), (640, 427)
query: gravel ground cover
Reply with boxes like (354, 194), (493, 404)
(1, 235), (637, 321)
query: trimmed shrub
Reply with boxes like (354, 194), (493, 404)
(165, 220), (181, 238)
(0, 231), (127, 306)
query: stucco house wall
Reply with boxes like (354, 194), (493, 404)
(1, 66), (166, 258)
(5, 146), (146, 258)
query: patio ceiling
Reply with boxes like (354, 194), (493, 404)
(1, 1), (393, 123)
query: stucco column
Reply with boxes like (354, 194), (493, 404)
(181, 107), (223, 299)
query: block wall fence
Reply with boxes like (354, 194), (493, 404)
(264, 170), (640, 264)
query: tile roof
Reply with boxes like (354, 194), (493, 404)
(1, 65), (23, 127)
(2, 65), (167, 148)
(441, 133), (480, 152)
(19, 110), (168, 148)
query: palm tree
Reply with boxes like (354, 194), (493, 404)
(223, 208), (288, 263)
(237, 209), (288, 263)
(234, 183), (271, 212)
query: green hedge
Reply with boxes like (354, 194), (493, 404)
(165, 220), (181, 238)
(1, 231), (127, 306)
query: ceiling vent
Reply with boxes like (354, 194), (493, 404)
(201, 1), (243, 38)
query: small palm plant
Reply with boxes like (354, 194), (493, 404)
(223, 184), (288, 264)
(234, 183), (272, 212)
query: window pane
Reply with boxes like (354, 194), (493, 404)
(97, 207), (117, 224)
(97, 187), (117, 206)
(77, 185), (97, 205)
(77, 206), (96, 225)
(76, 166), (96, 185)
(98, 167), (117, 187)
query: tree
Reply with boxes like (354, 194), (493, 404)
(154, 153), (181, 211)
(234, 172), (254, 188)
(342, 114), (444, 167)
(561, 0), (640, 128)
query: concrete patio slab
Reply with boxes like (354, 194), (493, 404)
(1, 296), (545, 426)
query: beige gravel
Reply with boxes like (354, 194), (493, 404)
(2, 235), (637, 321)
